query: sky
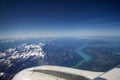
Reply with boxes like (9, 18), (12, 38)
(0, 0), (120, 38)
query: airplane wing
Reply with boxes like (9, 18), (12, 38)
(12, 65), (120, 80)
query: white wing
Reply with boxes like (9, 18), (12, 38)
(12, 65), (120, 80)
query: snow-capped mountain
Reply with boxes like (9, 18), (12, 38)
(0, 43), (46, 66)
(0, 42), (47, 80)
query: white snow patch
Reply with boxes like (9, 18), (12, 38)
(0, 59), (5, 62)
(6, 48), (16, 53)
(0, 72), (4, 76)
(0, 52), (6, 57)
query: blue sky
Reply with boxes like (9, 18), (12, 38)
(0, 0), (120, 38)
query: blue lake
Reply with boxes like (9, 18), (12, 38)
(74, 47), (92, 67)
(76, 48), (92, 61)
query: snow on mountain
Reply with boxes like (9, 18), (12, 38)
(0, 52), (6, 58)
(6, 48), (16, 53)
(0, 43), (46, 64)
(0, 72), (4, 77)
